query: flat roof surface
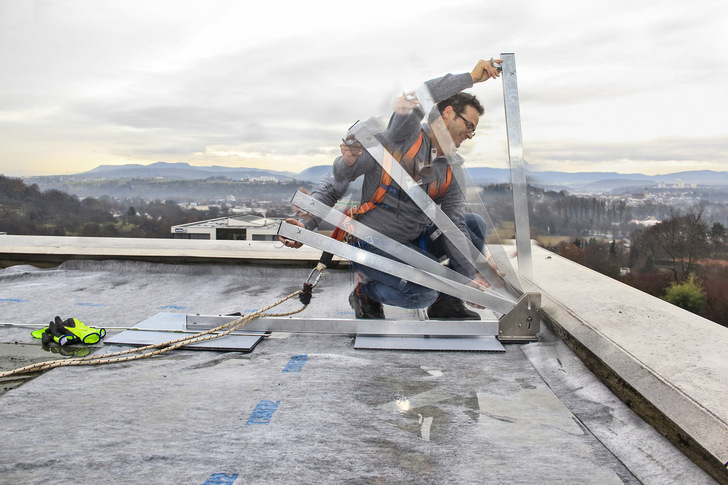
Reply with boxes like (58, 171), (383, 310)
(0, 260), (715, 484)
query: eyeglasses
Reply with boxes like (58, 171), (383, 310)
(456, 111), (476, 135)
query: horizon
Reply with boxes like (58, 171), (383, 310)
(10, 159), (728, 180)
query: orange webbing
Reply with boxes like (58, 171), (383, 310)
(349, 130), (424, 219)
(428, 164), (453, 200)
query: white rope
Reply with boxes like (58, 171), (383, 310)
(0, 290), (306, 379)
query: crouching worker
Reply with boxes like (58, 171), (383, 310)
(280, 58), (503, 320)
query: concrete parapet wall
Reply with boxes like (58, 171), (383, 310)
(0, 234), (345, 267)
(526, 246), (728, 484)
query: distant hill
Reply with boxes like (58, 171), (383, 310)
(526, 170), (650, 186)
(467, 167), (728, 191)
(464, 167), (512, 185)
(296, 165), (728, 191)
(296, 165), (332, 182)
(527, 169), (728, 192)
(79, 161), (298, 181)
(22, 162), (728, 195)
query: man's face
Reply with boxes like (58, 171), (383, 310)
(445, 105), (479, 148)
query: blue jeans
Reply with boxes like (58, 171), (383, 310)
(352, 213), (486, 309)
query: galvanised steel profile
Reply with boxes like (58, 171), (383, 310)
(289, 190), (515, 311)
(278, 221), (514, 314)
(500, 52), (533, 280)
(186, 314), (500, 336)
(347, 120), (504, 289)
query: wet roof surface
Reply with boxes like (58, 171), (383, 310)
(0, 260), (716, 484)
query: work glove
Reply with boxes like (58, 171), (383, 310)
(31, 316), (106, 346)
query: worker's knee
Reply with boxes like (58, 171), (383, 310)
(397, 284), (438, 309)
(465, 213), (487, 250)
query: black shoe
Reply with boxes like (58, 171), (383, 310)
(349, 285), (385, 319)
(427, 296), (480, 320)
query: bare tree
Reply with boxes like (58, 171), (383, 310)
(642, 206), (710, 282)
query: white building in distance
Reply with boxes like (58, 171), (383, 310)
(171, 214), (282, 241)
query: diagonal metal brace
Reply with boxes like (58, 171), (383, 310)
(348, 121), (505, 288)
(278, 221), (515, 314)
(291, 190), (491, 291)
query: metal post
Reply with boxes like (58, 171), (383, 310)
(501, 53), (533, 280)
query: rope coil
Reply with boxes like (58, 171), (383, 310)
(0, 290), (306, 379)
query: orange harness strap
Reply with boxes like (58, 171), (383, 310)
(428, 164), (453, 200)
(347, 131), (424, 219)
(315, 132), (426, 276)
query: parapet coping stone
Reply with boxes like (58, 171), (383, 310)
(524, 245), (728, 483)
(0, 234), (340, 265)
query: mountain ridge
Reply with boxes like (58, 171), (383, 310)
(23, 162), (728, 191)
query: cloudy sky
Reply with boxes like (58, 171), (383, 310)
(1, 0), (727, 177)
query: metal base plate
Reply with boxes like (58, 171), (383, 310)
(105, 312), (265, 352)
(186, 315), (499, 336)
(185, 314), (504, 351)
(355, 335), (504, 351)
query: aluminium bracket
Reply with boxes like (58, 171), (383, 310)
(497, 292), (540, 342)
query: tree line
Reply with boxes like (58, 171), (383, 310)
(482, 184), (726, 240)
(551, 205), (727, 327)
(0, 175), (232, 238)
(2, 174), (726, 327)
(24, 176), (315, 203)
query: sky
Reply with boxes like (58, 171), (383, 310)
(1, 0), (727, 177)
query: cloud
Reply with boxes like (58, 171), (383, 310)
(1, 0), (727, 177)
(525, 135), (728, 173)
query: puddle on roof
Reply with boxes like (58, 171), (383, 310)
(0, 342), (98, 396)
(420, 366), (443, 377)
(0, 341), (85, 363)
(389, 403), (448, 442)
(0, 342), (73, 395)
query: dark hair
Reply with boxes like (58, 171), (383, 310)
(431, 92), (484, 122)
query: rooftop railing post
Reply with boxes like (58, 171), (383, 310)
(500, 53), (534, 280)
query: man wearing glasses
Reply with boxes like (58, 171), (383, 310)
(285, 59), (502, 320)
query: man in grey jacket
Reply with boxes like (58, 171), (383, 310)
(284, 59), (502, 319)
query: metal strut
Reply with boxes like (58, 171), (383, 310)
(278, 221), (514, 314)
(501, 52), (534, 280)
(273, 53), (540, 343)
(278, 221), (540, 342)
(288, 190), (516, 311)
(347, 120), (505, 289)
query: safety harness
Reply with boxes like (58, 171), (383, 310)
(299, 130), (452, 305)
(344, 130), (451, 218)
